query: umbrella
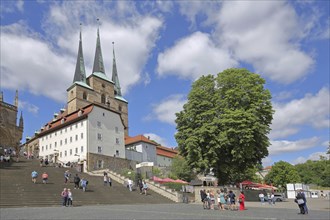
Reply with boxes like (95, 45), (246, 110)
(174, 179), (188, 184)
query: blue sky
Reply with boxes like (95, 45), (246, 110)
(1, 0), (329, 167)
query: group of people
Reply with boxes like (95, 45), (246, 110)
(295, 190), (308, 215)
(31, 170), (49, 184)
(138, 179), (148, 195)
(200, 189), (245, 211)
(61, 188), (73, 207)
(103, 172), (112, 187)
(258, 192), (277, 205)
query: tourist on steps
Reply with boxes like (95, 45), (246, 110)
(61, 188), (68, 206)
(31, 170), (38, 184)
(42, 172), (48, 184)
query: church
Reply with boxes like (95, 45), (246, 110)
(0, 90), (24, 155)
(37, 26), (129, 171)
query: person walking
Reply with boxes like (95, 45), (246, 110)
(61, 188), (68, 207)
(138, 179), (143, 194)
(42, 172), (48, 184)
(103, 173), (108, 186)
(228, 190), (236, 211)
(239, 191), (245, 211)
(128, 178), (133, 191)
(80, 178), (87, 192)
(108, 176), (112, 187)
(259, 192), (265, 205)
(218, 189), (226, 210)
(31, 170), (38, 184)
(142, 180), (148, 195)
(67, 189), (73, 207)
(73, 174), (80, 189)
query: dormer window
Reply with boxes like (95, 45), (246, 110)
(78, 110), (83, 117)
(61, 118), (65, 124)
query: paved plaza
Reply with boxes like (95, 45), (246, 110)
(1, 200), (329, 220)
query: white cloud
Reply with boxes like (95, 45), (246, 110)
(144, 133), (169, 147)
(292, 151), (328, 165)
(157, 32), (237, 80)
(146, 94), (186, 125)
(18, 101), (39, 115)
(0, 1), (163, 102)
(16, 0), (24, 12)
(216, 1), (314, 84)
(270, 87), (330, 139)
(269, 137), (320, 155)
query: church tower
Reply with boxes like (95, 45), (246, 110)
(67, 22), (129, 135)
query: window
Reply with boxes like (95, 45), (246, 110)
(115, 127), (119, 133)
(46, 145), (48, 150)
(75, 135), (78, 141)
(103, 113), (105, 116)
(116, 150), (119, 157)
(70, 137), (72, 143)
(101, 94), (106, 104)
(65, 138), (67, 144)
(60, 152), (62, 158)
(81, 146), (84, 153)
(61, 119), (65, 124)
(81, 121), (83, 127)
(102, 83), (105, 88)
(55, 142), (57, 148)
(70, 149), (72, 155)
(75, 148), (78, 154)
(97, 133), (102, 141)
(50, 134), (52, 138)
(81, 133), (83, 139)
(75, 123), (78, 129)
(97, 160), (103, 169)
(49, 144), (52, 149)
(70, 126), (72, 131)
(97, 121), (101, 128)
(83, 92), (87, 100)
(42, 146), (44, 152)
(60, 140), (62, 146)
(116, 138), (119, 144)
(98, 146), (102, 153)
(60, 130), (62, 134)
(119, 105), (122, 112)
(42, 137), (44, 141)
(55, 132), (57, 136)
(64, 151), (67, 156)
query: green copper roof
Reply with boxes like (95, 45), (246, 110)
(92, 28), (105, 74)
(73, 30), (87, 84)
(115, 95), (128, 103)
(111, 42), (122, 97)
(91, 72), (114, 84)
(67, 81), (93, 91)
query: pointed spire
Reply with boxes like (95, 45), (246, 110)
(92, 19), (105, 74)
(73, 23), (87, 83)
(14, 90), (18, 107)
(19, 111), (23, 128)
(112, 42), (122, 96)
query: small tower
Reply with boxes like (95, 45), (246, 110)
(14, 90), (18, 107)
(19, 111), (24, 130)
(112, 42), (122, 97)
(92, 19), (105, 74)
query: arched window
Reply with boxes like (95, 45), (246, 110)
(83, 92), (87, 100)
(118, 105), (122, 112)
(101, 94), (106, 104)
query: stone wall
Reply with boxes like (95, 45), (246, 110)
(87, 152), (137, 173)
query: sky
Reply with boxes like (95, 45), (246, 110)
(1, 0), (329, 167)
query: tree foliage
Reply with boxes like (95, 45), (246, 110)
(264, 161), (301, 188)
(170, 155), (194, 181)
(175, 68), (274, 184)
(295, 157), (330, 187)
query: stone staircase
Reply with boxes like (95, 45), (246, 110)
(0, 158), (173, 207)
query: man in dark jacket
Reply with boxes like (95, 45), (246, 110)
(74, 174), (80, 189)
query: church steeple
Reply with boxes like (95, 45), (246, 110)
(14, 90), (18, 107)
(73, 24), (87, 83)
(112, 42), (122, 97)
(19, 111), (23, 129)
(92, 19), (105, 74)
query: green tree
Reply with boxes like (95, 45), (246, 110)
(175, 68), (274, 184)
(295, 157), (330, 187)
(170, 155), (194, 181)
(264, 161), (301, 188)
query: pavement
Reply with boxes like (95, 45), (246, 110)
(1, 200), (329, 220)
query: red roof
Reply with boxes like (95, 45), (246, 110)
(156, 145), (178, 158)
(125, 135), (158, 146)
(39, 104), (94, 136)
